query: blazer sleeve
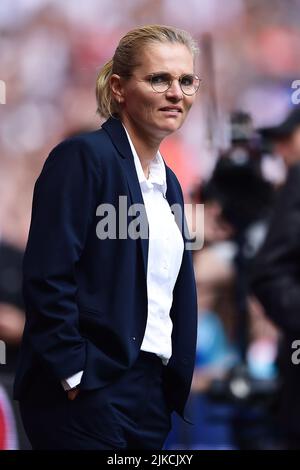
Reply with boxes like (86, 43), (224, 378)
(23, 138), (102, 380)
(250, 163), (300, 334)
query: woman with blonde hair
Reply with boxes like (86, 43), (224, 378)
(14, 24), (200, 450)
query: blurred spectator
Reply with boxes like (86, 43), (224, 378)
(0, 239), (24, 368)
(251, 107), (300, 448)
(0, 237), (30, 449)
(172, 111), (281, 449)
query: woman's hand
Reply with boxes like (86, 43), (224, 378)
(67, 388), (80, 400)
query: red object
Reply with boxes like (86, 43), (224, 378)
(161, 136), (200, 197)
(0, 385), (18, 449)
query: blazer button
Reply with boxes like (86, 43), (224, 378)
(181, 358), (189, 365)
(132, 337), (136, 341)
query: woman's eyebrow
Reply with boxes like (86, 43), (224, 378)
(147, 71), (194, 76)
(147, 71), (170, 75)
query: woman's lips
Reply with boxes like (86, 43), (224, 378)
(159, 108), (182, 116)
(159, 107), (182, 113)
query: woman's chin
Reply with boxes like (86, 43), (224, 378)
(156, 120), (182, 135)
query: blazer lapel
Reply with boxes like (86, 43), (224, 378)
(102, 117), (149, 276)
(165, 167), (186, 240)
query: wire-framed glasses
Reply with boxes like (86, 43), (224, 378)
(146, 72), (201, 95)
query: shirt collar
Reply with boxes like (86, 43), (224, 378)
(122, 124), (167, 197)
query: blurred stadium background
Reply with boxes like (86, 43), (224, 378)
(0, 0), (300, 449)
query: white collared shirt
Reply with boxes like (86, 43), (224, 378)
(123, 125), (184, 366)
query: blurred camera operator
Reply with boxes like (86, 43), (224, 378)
(251, 107), (300, 448)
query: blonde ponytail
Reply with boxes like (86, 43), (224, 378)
(95, 59), (116, 119)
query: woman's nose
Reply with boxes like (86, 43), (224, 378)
(165, 79), (183, 99)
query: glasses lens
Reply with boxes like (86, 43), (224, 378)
(180, 75), (200, 95)
(150, 74), (170, 92)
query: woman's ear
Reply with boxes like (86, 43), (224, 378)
(110, 74), (124, 104)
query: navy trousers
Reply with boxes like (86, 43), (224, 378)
(19, 351), (172, 449)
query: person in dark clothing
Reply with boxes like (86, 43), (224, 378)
(0, 240), (24, 370)
(251, 108), (300, 448)
(0, 239), (30, 449)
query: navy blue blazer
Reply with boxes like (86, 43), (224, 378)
(14, 116), (198, 420)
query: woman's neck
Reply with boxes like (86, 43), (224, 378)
(121, 118), (161, 178)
